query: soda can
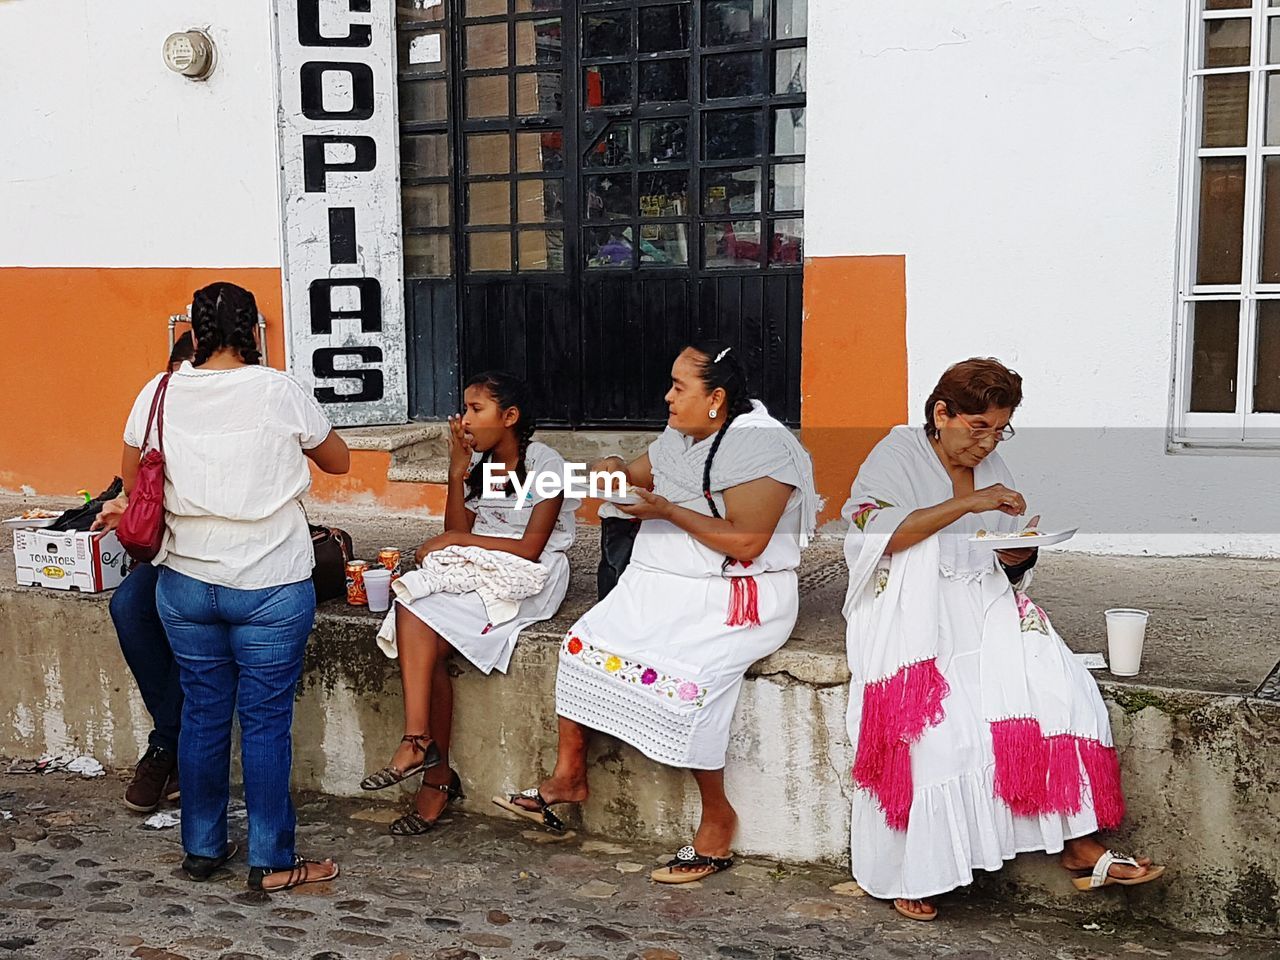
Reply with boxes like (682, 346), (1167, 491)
(378, 547), (402, 580)
(345, 560), (369, 606)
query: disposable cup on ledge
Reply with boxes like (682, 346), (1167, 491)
(1104, 608), (1149, 677)
(363, 568), (393, 613)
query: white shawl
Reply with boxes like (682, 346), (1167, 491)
(841, 426), (1122, 832)
(649, 399), (820, 547)
(375, 545), (548, 658)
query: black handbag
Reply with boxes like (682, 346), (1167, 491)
(597, 516), (641, 601)
(49, 478), (125, 532)
(310, 523), (353, 603)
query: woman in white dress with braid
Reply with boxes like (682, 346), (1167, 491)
(493, 341), (819, 883)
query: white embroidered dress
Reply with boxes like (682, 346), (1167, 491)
(555, 404), (815, 769)
(399, 441), (579, 675)
(842, 427), (1122, 901)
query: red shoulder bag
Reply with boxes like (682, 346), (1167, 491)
(117, 374), (172, 563)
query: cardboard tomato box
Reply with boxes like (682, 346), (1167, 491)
(12, 527), (127, 592)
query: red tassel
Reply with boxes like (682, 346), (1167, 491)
(726, 576), (761, 627)
(852, 659), (950, 831)
(991, 717), (1049, 818)
(1079, 739), (1126, 830)
(1044, 734), (1084, 816)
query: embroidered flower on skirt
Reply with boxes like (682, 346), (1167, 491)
(1015, 590), (1049, 635)
(874, 567), (890, 598)
(851, 499), (893, 532)
(562, 635), (709, 708)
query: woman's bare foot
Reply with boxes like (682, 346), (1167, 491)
(666, 811), (738, 875)
(388, 736), (430, 774)
(413, 766), (455, 823)
(894, 898), (937, 921)
(512, 775), (588, 811)
(1061, 836), (1152, 881)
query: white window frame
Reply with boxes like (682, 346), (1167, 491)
(1174, 0), (1280, 448)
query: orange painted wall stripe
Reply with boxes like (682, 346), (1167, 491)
(0, 267), (284, 496)
(800, 255), (909, 522)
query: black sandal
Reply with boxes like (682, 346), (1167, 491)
(650, 845), (734, 884)
(248, 856), (340, 892)
(490, 788), (571, 833)
(390, 770), (465, 836)
(359, 734), (442, 790)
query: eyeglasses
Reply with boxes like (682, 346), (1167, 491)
(953, 412), (1016, 442)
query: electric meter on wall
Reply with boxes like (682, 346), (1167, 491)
(163, 30), (215, 80)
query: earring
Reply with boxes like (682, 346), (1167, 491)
(709, 408), (718, 420)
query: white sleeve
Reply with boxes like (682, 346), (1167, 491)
(123, 375), (165, 448)
(280, 376), (335, 450)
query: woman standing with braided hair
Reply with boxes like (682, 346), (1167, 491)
(117, 282), (350, 892)
(360, 371), (579, 836)
(494, 342), (819, 883)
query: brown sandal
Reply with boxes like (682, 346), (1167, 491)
(359, 734), (442, 790)
(390, 770), (465, 836)
(248, 856), (340, 892)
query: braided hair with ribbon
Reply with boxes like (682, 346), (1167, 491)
(189, 282), (262, 367)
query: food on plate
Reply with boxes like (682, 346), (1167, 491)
(21, 509), (58, 520)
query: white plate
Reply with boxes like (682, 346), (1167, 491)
(3, 515), (59, 530)
(968, 528), (1077, 549)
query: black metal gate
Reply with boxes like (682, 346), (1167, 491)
(398, 0), (806, 427)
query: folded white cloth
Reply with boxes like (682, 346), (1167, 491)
(375, 545), (549, 658)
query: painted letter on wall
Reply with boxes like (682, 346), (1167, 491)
(274, 0), (407, 425)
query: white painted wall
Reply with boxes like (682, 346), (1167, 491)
(0, 0), (280, 268)
(809, 0), (1280, 555)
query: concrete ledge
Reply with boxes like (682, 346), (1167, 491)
(338, 423), (447, 452)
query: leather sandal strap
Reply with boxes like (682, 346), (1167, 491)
(1092, 850), (1139, 888)
(665, 844), (733, 871)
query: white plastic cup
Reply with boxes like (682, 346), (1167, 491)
(1104, 608), (1149, 677)
(363, 568), (393, 613)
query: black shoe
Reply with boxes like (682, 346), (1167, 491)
(182, 842), (239, 881)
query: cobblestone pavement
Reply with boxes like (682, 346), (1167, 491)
(0, 772), (1269, 960)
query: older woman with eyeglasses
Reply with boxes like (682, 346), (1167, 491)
(840, 358), (1162, 922)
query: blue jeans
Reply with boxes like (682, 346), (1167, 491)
(156, 567), (316, 869)
(109, 563), (183, 753)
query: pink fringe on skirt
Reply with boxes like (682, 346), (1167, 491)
(991, 720), (1126, 829)
(852, 658), (950, 831)
(726, 575), (760, 627)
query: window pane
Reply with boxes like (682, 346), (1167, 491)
(517, 178), (564, 223)
(640, 119), (688, 163)
(639, 59), (688, 103)
(400, 79), (448, 122)
(585, 173), (634, 219)
(518, 229), (565, 271)
(1197, 157), (1246, 285)
(773, 106), (806, 154)
(516, 0), (560, 10)
(583, 12), (631, 58)
(468, 181), (511, 225)
(517, 70), (563, 114)
(467, 0), (507, 16)
(516, 18), (562, 65)
(402, 133), (449, 179)
(1259, 157), (1280, 282)
(585, 63), (631, 107)
(402, 184), (450, 228)
(1255, 301), (1280, 411)
(703, 166), (762, 214)
(704, 220), (761, 268)
(584, 123), (632, 167)
(466, 75), (509, 118)
(771, 162), (805, 210)
(775, 0), (807, 39)
(705, 52), (764, 100)
(398, 30), (447, 75)
(467, 133), (510, 174)
(517, 131), (565, 171)
(1205, 0), (1249, 8)
(1266, 73), (1280, 144)
(1201, 73), (1250, 147)
(775, 48), (806, 95)
(403, 233), (450, 278)
(469, 232), (512, 271)
(704, 110), (762, 160)
(770, 217), (804, 264)
(703, 0), (766, 46)
(398, 1), (445, 25)
(640, 171), (690, 217)
(1270, 18), (1280, 63)
(640, 223), (690, 265)
(586, 227), (634, 268)
(640, 4), (690, 53)
(466, 23), (508, 69)
(1207, 18), (1251, 68)
(1188, 301), (1240, 412)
